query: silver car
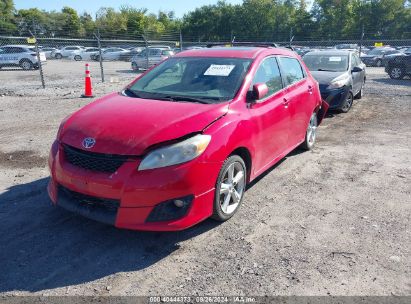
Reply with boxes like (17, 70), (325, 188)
(51, 46), (84, 59)
(96, 48), (130, 61)
(0, 45), (46, 70)
(40, 47), (57, 59)
(70, 47), (100, 61)
(131, 48), (174, 71)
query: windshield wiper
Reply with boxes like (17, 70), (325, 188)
(162, 96), (216, 104)
(317, 68), (338, 72)
(122, 88), (141, 98)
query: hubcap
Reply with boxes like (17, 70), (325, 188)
(342, 94), (353, 112)
(22, 62), (30, 69)
(307, 114), (317, 145)
(391, 68), (401, 78)
(219, 162), (245, 215)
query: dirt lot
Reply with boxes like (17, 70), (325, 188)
(0, 62), (410, 296)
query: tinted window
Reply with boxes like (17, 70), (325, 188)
(278, 57), (305, 85)
(251, 57), (283, 98)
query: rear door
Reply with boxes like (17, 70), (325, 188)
(277, 56), (314, 147)
(248, 56), (290, 174)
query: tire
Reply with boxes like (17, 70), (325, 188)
(300, 112), (318, 151)
(355, 81), (365, 99)
(74, 55), (82, 61)
(20, 59), (33, 70)
(55, 53), (62, 59)
(340, 91), (354, 113)
(388, 66), (405, 80)
(212, 155), (247, 222)
(131, 62), (139, 72)
(376, 59), (382, 67)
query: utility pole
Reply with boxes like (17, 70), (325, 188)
(359, 24), (365, 55)
(94, 29), (104, 82)
(29, 30), (45, 88)
(179, 29), (183, 52)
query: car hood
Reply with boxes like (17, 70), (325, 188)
(310, 71), (347, 85)
(60, 92), (229, 155)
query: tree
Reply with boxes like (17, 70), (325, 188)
(0, 0), (16, 34)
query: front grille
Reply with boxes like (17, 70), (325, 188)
(59, 185), (120, 211)
(63, 144), (130, 173)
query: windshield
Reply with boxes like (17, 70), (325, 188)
(128, 57), (252, 103)
(303, 54), (349, 72)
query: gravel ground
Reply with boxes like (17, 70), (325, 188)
(0, 63), (410, 297)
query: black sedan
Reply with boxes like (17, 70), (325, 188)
(385, 55), (411, 79)
(303, 50), (366, 113)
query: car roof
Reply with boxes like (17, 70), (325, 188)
(2, 45), (33, 48)
(304, 50), (353, 56)
(174, 47), (295, 59)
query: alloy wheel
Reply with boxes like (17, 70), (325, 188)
(341, 92), (353, 113)
(306, 114), (317, 146)
(390, 68), (402, 79)
(218, 162), (246, 215)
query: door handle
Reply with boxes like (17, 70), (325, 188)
(283, 98), (289, 108)
(308, 85), (313, 94)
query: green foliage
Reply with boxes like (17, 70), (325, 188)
(1, 0), (410, 40)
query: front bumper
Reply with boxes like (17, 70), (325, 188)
(48, 141), (221, 231)
(320, 86), (350, 110)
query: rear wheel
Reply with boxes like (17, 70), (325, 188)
(212, 155), (246, 222)
(376, 59), (382, 67)
(340, 91), (354, 113)
(131, 62), (139, 72)
(74, 55), (82, 61)
(55, 53), (62, 59)
(300, 112), (317, 151)
(389, 66), (405, 80)
(20, 59), (33, 70)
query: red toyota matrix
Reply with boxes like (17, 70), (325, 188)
(48, 46), (328, 231)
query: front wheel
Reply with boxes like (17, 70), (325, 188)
(74, 55), (82, 61)
(212, 155), (247, 222)
(55, 53), (62, 59)
(340, 91), (354, 113)
(20, 59), (33, 70)
(300, 112), (318, 150)
(389, 67), (405, 80)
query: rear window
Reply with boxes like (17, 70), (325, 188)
(278, 57), (305, 86)
(162, 50), (174, 56)
(303, 54), (349, 72)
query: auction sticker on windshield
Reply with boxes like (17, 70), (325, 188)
(329, 57), (342, 62)
(204, 64), (235, 76)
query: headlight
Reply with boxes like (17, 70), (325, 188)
(327, 74), (350, 90)
(138, 134), (211, 171)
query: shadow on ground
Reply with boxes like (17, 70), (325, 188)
(0, 177), (218, 292)
(372, 77), (411, 86)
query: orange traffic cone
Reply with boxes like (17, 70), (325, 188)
(81, 63), (94, 98)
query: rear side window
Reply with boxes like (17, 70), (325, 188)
(251, 57), (283, 98)
(278, 57), (305, 86)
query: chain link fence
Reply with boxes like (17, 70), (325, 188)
(1, 33), (410, 92)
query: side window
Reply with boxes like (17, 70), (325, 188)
(278, 57), (305, 86)
(251, 57), (283, 98)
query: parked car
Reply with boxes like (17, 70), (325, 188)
(40, 47), (57, 59)
(381, 50), (406, 66)
(51, 46), (84, 59)
(48, 46), (328, 231)
(303, 50), (366, 113)
(69, 47), (100, 61)
(0, 45), (46, 70)
(360, 47), (396, 67)
(119, 47), (143, 61)
(95, 48), (130, 61)
(385, 54), (411, 79)
(131, 48), (174, 71)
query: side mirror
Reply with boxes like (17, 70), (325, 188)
(248, 83), (269, 101)
(352, 66), (363, 73)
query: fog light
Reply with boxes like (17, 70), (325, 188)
(174, 199), (185, 208)
(146, 195), (194, 222)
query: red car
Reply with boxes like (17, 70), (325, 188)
(48, 46), (328, 231)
